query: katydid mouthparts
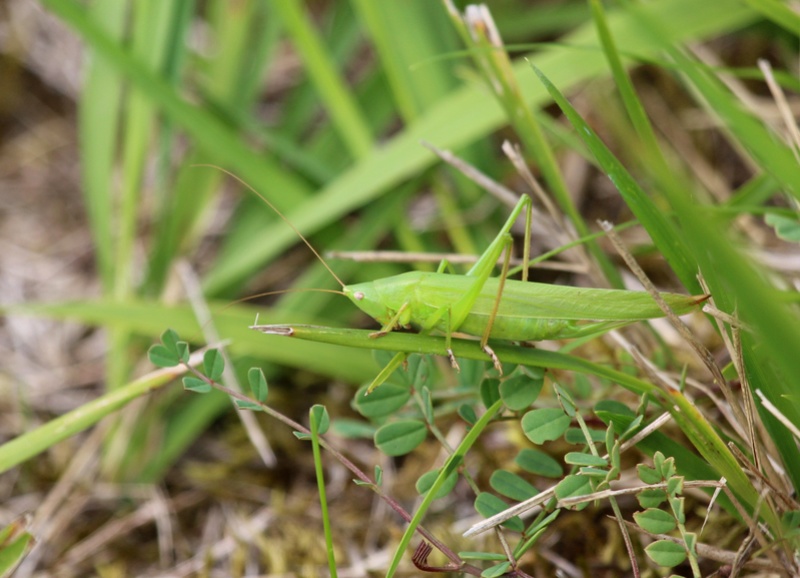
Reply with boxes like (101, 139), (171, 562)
(200, 166), (706, 389)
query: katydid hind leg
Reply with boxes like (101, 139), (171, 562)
(466, 194), (531, 278)
(366, 351), (407, 394)
(453, 195), (531, 373)
(454, 194), (532, 332)
(442, 308), (461, 372)
(479, 241), (515, 374)
(522, 193), (531, 282)
(436, 259), (456, 274)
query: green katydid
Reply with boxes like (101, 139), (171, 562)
(228, 166), (706, 392)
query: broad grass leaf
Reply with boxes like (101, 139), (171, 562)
(374, 420), (427, 456)
(521, 408), (570, 443)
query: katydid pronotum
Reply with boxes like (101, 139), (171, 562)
(237, 169), (706, 392)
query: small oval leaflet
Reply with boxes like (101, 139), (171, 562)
(645, 539), (687, 567)
(634, 508), (677, 534)
(515, 448), (563, 478)
(474, 492), (524, 532)
(374, 420), (427, 456)
(499, 373), (543, 410)
(489, 469), (539, 501)
(521, 408), (570, 444)
(354, 383), (410, 418)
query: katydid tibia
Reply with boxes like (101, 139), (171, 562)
(213, 167), (705, 392)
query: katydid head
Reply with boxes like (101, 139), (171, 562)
(343, 282), (393, 326)
(344, 273), (420, 329)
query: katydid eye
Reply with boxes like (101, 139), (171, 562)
(354, 291), (365, 301)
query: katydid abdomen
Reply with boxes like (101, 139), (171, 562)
(345, 271), (704, 342)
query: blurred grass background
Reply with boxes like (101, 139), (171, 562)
(1, 0), (799, 575)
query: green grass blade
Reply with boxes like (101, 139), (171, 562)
(41, 0), (312, 212)
(387, 398), (506, 578)
(0, 359), (202, 475)
(669, 47), (800, 201)
(445, 2), (622, 287)
(265, 324), (764, 520)
(9, 300), (376, 383)
(253, 325), (658, 396)
(661, 176), (800, 489)
(106, 1), (180, 391)
(623, 2), (800, 490)
(532, 66), (700, 293)
(309, 406), (338, 577)
(43, 0), (756, 297)
(588, 0), (660, 154)
(352, 0), (457, 120)
(273, 0), (372, 159)
(78, 0), (126, 293)
(740, 0), (800, 35)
